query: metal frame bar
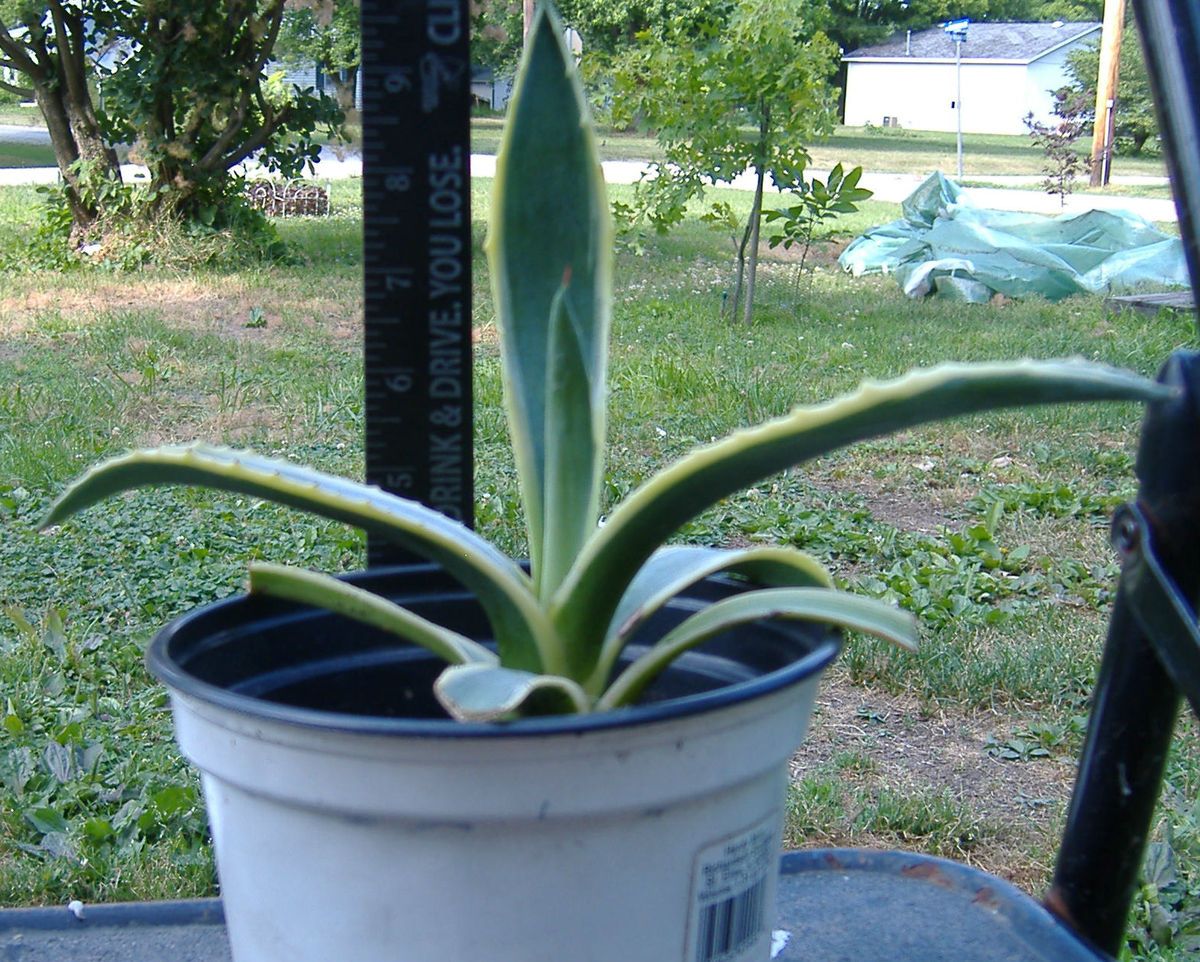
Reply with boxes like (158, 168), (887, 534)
(1042, 2), (1200, 950)
(1133, 0), (1200, 336)
(1046, 355), (1200, 954)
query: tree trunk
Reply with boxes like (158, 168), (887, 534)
(14, 5), (121, 232)
(32, 82), (121, 230)
(737, 102), (771, 326)
(741, 161), (766, 326)
(731, 221), (749, 323)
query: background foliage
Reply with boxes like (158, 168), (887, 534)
(1067, 16), (1158, 156)
(277, 0), (361, 114)
(0, 0), (342, 251)
(611, 0), (841, 324)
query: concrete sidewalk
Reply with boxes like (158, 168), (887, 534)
(0, 146), (1177, 223)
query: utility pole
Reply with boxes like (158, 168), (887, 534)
(955, 35), (964, 178)
(1090, 0), (1127, 186)
(944, 20), (969, 179)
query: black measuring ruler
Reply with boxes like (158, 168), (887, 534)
(360, 0), (474, 567)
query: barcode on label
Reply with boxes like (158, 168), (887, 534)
(695, 877), (767, 962)
(686, 815), (777, 962)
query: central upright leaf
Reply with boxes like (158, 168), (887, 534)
(487, 7), (612, 599)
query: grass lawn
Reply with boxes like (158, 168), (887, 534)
(471, 118), (1170, 185)
(0, 178), (1196, 958)
(0, 141), (55, 168)
(961, 178), (1177, 201)
(0, 104), (48, 127)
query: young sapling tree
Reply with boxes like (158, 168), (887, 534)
(1024, 89), (1093, 207)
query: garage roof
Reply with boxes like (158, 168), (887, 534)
(843, 21), (1101, 64)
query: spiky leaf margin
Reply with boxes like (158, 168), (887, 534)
(43, 445), (557, 672)
(552, 360), (1170, 680)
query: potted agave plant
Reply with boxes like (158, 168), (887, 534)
(45, 7), (1165, 962)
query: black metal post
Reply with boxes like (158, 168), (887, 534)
(360, 0), (475, 566)
(1047, 1), (1200, 946)
(1046, 352), (1200, 955)
(1132, 0), (1200, 336)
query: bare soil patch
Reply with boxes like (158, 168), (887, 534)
(790, 669), (1076, 893)
(808, 422), (1133, 536)
(135, 402), (291, 448)
(803, 459), (962, 535)
(0, 279), (363, 343)
(0, 279), (502, 352)
(762, 238), (850, 270)
(860, 488), (952, 533)
(843, 481), (956, 534)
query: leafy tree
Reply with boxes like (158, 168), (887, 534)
(278, 0), (360, 113)
(556, 0), (728, 54)
(470, 0), (524, 74)
(1032, 0), (1102, 19)
(612, 0), (841, 324)
(0, 1), (341, 238)
(0, 1), (122, 228)
(825, 0), (941, 56)
(1066, 17), (1158, 155)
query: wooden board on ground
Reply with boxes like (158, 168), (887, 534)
(1104, 289), (1195, 317)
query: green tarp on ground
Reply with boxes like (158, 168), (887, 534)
(838, 172), (1188, 302)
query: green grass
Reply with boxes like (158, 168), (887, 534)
(787, 776), (996, 859)
(0, 111), (1165, 193)
(962, 178), (1175, 200)
(0, 104), (46, 127)
(0, 141), (55, 168)
(471, 117), (1169, 181)
(813, 125), (1167, 179)
(0, 179), (1196, 958)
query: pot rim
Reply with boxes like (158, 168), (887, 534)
(148, 563), (841, 740)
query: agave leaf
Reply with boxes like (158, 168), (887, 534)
(487, 3), (611, 598)
(585, 544), (833, 696)
(597, 588), (916, 711)
(435, 663), (591, 721)
(248, 563), (498, 667)
(554, 359), (1171, 675)
(42, 444), (557, 673)
(540, 284), (603, 598)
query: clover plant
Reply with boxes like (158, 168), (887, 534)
(45, 5), (1167, 721)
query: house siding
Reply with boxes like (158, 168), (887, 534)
(845, 60), (1034, 134)
(267, 59), (363, 110)
(843, 26), (1098, 135)
(1025, 46), (1077, 126)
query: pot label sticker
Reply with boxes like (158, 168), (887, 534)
(686, 815), (776, 962)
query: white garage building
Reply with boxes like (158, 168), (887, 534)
(842, 21), (1101, 135)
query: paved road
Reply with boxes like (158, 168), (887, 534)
(0, 134), (1178, 222)
(0, 123), (50, 143)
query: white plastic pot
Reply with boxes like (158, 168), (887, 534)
(149, 565), (839, 962)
